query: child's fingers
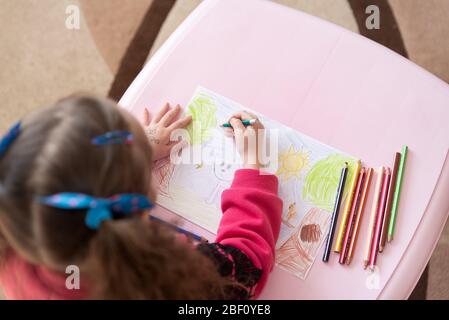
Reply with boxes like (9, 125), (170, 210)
(230, 112), (244, 120)
(160, 104), (181, 127)
(237, 110), (264, 129)
(229, 117), (245, 131)
(152, 103), (171, 124)
(143, 108), (151, 126)
(228, 117), (246, 143)
(223, 127), (234, 137)
(242, 110), (258, 120)
(231, 111), (257, 121)
(168, 114), (192, 130)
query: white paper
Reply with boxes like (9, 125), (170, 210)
(154, 87), (357, 280)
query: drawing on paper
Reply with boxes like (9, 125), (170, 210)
(276, 207), (331, 279)
(206, 162), (235, 204)
(302, 154), (355, 212)
(276, 145), (310, 181)
(154, 87), (357, 280)
(282, 202), (297, 228)
(152, 157), (175, 197)
(300, 223), (322, 243)
(185, 93), (217, 145)
(273, 154), (356, 279)
(195, 163), (204, 169)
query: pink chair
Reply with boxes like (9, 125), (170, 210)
(120, 0), (449, 299)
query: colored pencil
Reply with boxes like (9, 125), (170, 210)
(364, 167), (384, 269)
(369, 168), (391, 270)
(345, 167), (373, 265)
(323, 163), (348, 263)
(379, 153), (401, 252)
(334, 160), (361, 253)
(221, 119), (256, 128)
(339, 167), (366, 264)
(149, 216), (204, 242)
(388, 146), (408, 242)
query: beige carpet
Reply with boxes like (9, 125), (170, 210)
(0, 0), (448, 299)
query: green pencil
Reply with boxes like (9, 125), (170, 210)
(388, 145), (408, 242)
(221, 119), (257, 128)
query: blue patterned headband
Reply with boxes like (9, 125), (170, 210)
(91, 131), (133, 145)
(0, 121), (133, 158)
(39, 193), (154, 229)
(0, 122), (21, 158)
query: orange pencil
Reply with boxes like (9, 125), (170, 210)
(339, 168), (365, 264)
(363, 167), (384, 269)
(379, 153), (401, 252)
(345, 167), (373, 265)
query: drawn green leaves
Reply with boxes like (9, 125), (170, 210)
(302, 154), (356, 212)
(185, 93), (217, 145)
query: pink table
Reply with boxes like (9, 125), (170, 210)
(120, 0), (449, 299)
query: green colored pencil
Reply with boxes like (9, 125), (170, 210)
(388, 145), (408, 242)
(221, 119), (256, 128)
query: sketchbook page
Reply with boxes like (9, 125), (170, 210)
(154, 86), (358, 280)
(155, 88), (243, 232)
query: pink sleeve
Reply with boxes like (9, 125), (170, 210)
(216, 169), (283, 297)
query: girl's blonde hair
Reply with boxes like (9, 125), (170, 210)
(0, 95), (225, 299)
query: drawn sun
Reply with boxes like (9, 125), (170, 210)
(276, 146), (310, 180)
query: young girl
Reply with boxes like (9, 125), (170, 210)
(0, 95), (282, 299)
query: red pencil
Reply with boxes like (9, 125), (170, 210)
(369, 167), (391, 270)
(339, 168), (366, 264)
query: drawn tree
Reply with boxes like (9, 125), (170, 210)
(302, 154), (356, 212)
(185, 93), (217, 145)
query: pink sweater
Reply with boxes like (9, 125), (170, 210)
(0, 169), (282, 299)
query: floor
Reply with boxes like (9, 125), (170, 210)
(0, 0), (447, 299)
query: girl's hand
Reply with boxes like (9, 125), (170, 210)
(143, 103), (192, 161)
(223, 111), (265, 170)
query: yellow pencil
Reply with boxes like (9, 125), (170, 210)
(333, 160), (361, 253)
(363, 167), (385, 269)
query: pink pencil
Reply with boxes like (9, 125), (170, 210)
(369, 167), (391, 270)
(364, 167), (384, 269)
